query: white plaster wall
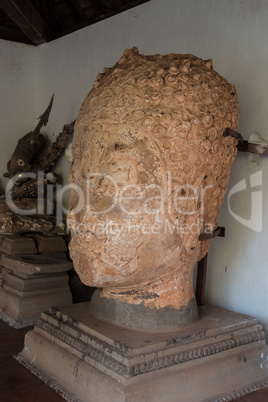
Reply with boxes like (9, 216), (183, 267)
(0, 40), (37, 188)
(36, 0), (268, 335)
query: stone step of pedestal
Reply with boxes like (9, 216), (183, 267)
(36, 304), (265, 379)
(31, 234), (67, 253)
(16, 303), (268, 401)
(0, 254), (72, 275)
(4, 283), (70, 297)
(42, 252), (69, 261)
(0, 287), (72, 328)
(0, 253), (73, 328)
(3, 269), (69, 292)
(0, 251), (3, 274)
(0, 235), (37, 254)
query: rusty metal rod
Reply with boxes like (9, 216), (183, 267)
(237, 140), (268, 155)
(199, 226), (225, 241)
(223, 128), (244, 144)
(224, 128), (268, 155)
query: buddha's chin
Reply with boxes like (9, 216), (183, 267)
(69, 246), (140, 288)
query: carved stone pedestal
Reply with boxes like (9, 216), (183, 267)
(32, 234), (67, 253)
(0, 254), (72, 327)
(16, 303), (268, 401)
(0, 235), (37, 254)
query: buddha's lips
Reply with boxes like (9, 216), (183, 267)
(69, 233), (98, 255)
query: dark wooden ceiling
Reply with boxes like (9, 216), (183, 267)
(0, 0), (150, 46)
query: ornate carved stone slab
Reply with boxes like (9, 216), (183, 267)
(0, 199), (65, 236)
(0, 235), (37, 254)
(33, 234), (67, 253)
(16, 303), (268, 401)
(0, 254), (72, 327)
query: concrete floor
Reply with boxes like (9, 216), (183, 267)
(0, 319), (267, 402)
(0, 320), (63, 401)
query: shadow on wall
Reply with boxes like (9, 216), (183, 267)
(68, 268), (96, 303)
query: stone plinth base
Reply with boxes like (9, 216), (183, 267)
(16, 303), (268, 401)
(0, 235), (37, 254)
(0, 254), (72, 328)
(26, 234), (67, 253)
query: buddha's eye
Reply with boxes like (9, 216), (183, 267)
(82, 163), (89, 178)
(81, 151), (92, 178)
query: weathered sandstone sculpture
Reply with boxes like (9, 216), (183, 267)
(68, 47), (239, 329)
(17, 49), (268, 402)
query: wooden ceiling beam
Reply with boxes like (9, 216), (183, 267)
(67, 0), (88, 21)
(90, 0), (107, 12)
(119, 0), (151, 12)
(35, 0), (54, 39)
(118, 0), (129, 5)
(53, 0), (151, 41)
(0, 0), (48, 45)
(0, 25), (32, 44)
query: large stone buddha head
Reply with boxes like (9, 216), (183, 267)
(67, 48), (239, 330)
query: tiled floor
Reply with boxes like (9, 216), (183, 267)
(0, 320), (63, 401)
(0, 319), (268, 401)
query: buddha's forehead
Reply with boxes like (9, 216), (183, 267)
(75, 48), (238, 130)
(72, 123), (153, 156)
(73, 48), (238, 158)
(71, 47), (239, 190)
(72, 123), (167, 185)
